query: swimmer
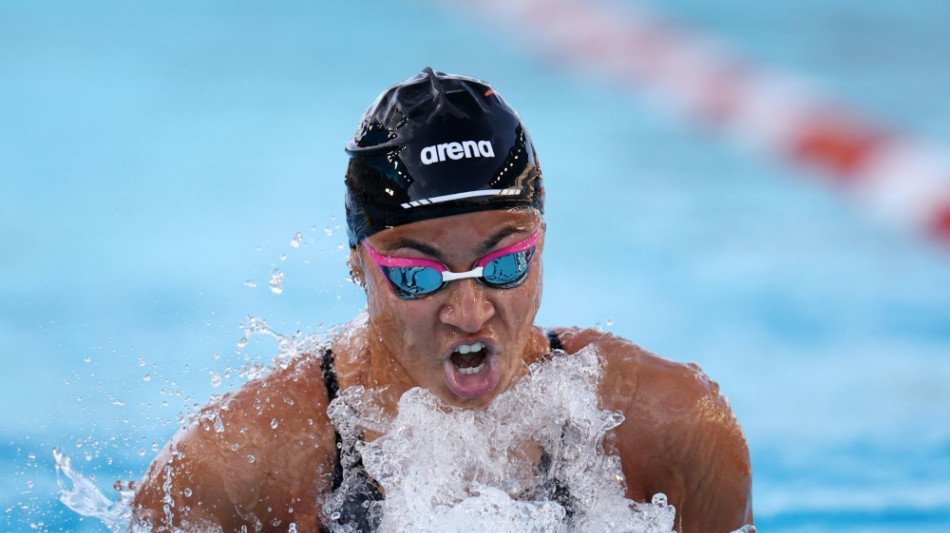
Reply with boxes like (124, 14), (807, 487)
(131, 68), (753, 532)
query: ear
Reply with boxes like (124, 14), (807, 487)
(348, 247), (366, 288)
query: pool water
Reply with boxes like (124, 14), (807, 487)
(2, 1), (949, 531)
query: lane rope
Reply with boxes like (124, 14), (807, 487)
(447, 0), (950, 245)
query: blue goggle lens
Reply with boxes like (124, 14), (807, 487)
(383, 265), (444, 298)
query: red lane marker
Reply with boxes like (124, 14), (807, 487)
(930, 202), (950, 242)
(446, 0), (950, 249)
(791, 112), (892, 180)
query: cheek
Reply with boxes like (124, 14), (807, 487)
(523, 261), (544, 311)
(497, 271), (543, 326)
(365, 281), (437, 343)
(364, 278), (388, 318)
(364, 274), (405, 335)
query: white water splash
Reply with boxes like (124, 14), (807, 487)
(325, 347), (678, 532)
(55, 328), (755, 533)
(53, 448), (133, 532)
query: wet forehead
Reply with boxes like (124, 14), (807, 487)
(368, 209), (542, 260)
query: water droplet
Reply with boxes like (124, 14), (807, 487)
(246, 454), (256, 463)
(269, 269), (284, 295)
(142, 373), (151, 382)
(290, 232), (303, 248)
(606, 318), (614, 327)
(210, 373), (222, 388)
(270, 418), (279, 429)
(183, 488), (193, 497)
(324, 227), (332, 237)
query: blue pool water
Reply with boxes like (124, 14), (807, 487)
(2, 1), (949, 531)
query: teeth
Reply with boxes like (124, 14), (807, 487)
(452, 342), (487, 375)
(457, 363), (485, 375)
(455, 342), (484, 355)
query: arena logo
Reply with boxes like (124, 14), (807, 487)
(420, 140), (495, 165)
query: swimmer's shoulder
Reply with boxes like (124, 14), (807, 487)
(547, 326), (726, 416)
(131, 351), (339, 530)
(548, 327), (753, 530)
(547, 326), (742, 472)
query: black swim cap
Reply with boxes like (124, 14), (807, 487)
(344, 68), (544, 247)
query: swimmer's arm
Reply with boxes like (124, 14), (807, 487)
(551, 327), (754, 531)
(130, 361), (338, 531)
(673, 384), (754, 532)
(130, 429), (247, 531)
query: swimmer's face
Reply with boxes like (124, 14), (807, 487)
(353, 209), (545, 408)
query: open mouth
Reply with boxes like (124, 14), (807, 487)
(450, 341), (488, 374)
(444, 340), (501, 400)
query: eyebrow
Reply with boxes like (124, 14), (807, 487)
(386, 224), (529, 262)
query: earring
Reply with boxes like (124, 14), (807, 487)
(349, 268), (365, 288)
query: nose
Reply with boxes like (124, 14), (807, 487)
(439, 279), (495, 333)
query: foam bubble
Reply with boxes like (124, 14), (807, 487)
(325, 347), (677, 532)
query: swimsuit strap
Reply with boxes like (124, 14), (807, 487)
(320, 347), (340, 402)
(319, 347), (384, 531)
(544, 329), (577, 517)
(318, 348), (341, 533)
(546, 329), (564, 352)
(319, 348), (344, 492)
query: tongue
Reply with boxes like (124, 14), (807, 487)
(444, 354), (501, 400)
(450, 351), (486, 368)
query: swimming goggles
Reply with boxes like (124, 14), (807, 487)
(361, 229), (540, 300)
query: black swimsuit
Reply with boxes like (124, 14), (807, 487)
(319, 330), (569, 532)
